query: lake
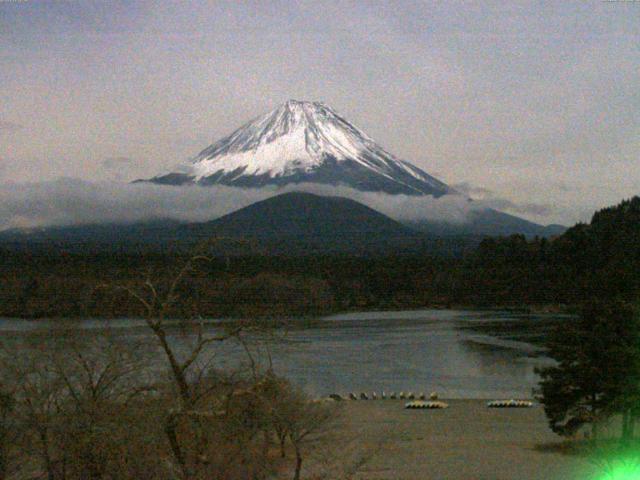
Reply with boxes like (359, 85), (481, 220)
(0, 309), (568, 399)
(257, 309), (565, 398)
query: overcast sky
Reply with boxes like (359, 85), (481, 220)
(1, 0), (639, 225)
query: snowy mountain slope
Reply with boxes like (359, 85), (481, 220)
(147, 100), (453, 196)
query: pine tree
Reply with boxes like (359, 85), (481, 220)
(536, 300), (640, 440)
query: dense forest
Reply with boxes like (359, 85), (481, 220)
(0, 196), (638, 319)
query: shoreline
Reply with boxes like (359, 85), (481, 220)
(321, 399), (597, 480)
(0, 304), (575, 322)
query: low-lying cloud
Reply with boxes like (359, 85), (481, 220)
(102, 156), (135, 171)
(0, 178), (555, 231)
(452, 182), (554, 217)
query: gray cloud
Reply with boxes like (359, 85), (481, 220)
(551, 181), (572, 193)
(101, 157), (136, 181)
(451, 182), (493, 198)
(452, 182), (554, 218)
(0, 179), (495, 231)
(0, 121), (24, 133)
(477, 198), (554, 217)
(102, 156), (134, 169)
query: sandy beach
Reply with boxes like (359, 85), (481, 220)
(325, 399), (597, 480)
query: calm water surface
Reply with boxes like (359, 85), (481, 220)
(0, 310), (567, 399)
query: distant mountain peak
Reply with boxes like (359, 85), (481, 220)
(145, 100), (453, 196)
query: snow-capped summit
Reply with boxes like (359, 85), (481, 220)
(147, 100), (453, 196)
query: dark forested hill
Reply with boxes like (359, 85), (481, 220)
(0, 196), (637, 318)
(452, 196), (640, 306)
(179, 191), (428, 254)
(0, 192), (480, 256)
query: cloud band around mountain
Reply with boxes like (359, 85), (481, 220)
(0, 178), (560, 232)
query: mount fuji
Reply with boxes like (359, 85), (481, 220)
(0, 102), (565, 255)
(146, 100), (453, 197)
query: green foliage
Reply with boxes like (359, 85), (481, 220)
(536, 300), (640, 438)
(454, 196), (640, 307)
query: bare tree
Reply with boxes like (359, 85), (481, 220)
(48, 329), (155, 480)
(0, 334), (67, 480)
(109, 251), (248, 404)
(269, 388), (339, 480)
(0, 242), (349, 480)
(109, 248), (267, 479)
(0, 327), (160, 480)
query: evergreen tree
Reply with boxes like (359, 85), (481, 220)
(536, 300), (640, 440)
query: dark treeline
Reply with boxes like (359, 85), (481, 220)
(1, 196), (639, 319)
(0, 249), (451, 318)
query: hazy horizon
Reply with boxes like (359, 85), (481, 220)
(1, 1), (639, 226)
